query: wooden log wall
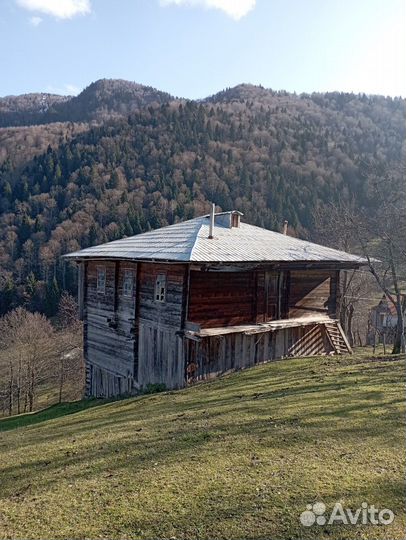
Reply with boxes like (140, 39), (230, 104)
(87, 363), (134, 398)
(185, 322), (333, 385)
(137, 263), (186, 326)
(137, 262), (187, 390)
(85, 261), (138, 395)
(187, 267), (332, 328)
(83, 260), (341, 396)
(188, 270), (255, 328)
(137, 322), (184, 389)
(254, 271), (288, 322)
(288, 270), (337, 318)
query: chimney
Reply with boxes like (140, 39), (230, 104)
(208, 203), (215, 239)
(282, 220), (288, 235)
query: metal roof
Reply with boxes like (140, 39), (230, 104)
(63, 212), (366, 265)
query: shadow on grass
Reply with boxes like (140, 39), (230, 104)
(0, 398), (109, 432)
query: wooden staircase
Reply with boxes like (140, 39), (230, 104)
(323, 320), (353, 354)
(288, 319), (352, 357)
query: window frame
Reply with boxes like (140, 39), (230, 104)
(122, 269), (134, 298)
(154, 273), (167, 303)
(96, 266), (106, 295)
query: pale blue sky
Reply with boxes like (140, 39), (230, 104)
(1, 0), (405, 98)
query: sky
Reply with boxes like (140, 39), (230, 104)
(0, 0), (405, 99)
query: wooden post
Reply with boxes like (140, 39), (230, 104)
(113, 261), (120, 314)
(78, 261), (84, 320)
(133, 262), (141, 382)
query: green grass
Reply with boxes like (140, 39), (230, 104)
(0, 399), (105, 432)
(0, 349), (404, 540)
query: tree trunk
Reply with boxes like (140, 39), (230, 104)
(16, 356), (22, 415)
(23, 388), (28, 413)
(338, 271), (348, 330)
(347, 304), (355, 347)
(59, 359), (64, 404)
(29, 365), (35, 412)
(8, 364), (13, 416)
(392, 296), (405, 354)
(392, 313), (404, 354)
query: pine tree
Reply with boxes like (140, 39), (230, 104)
(45, 277), (60, 317)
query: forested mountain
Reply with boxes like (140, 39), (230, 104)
(0, 79), (174, 127)
(0, 93), (70, 127)
(0, 122), (89, 168)
(0, 81), (404, 315)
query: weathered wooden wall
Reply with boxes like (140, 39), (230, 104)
(188, 270), (255, 327)
(83, 261), (342, 397)
(288, 270), (337, 318)
(187, 268), (332, 328)
(84, 260), (138, 397)
(185, 323), (334, 384)
(87, 363), (134, 397)
(137, 262), (187, 390)
(254, 271), (288, 322)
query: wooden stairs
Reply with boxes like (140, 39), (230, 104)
(288, 319), (352, 357)
(324, 320), (353, 355)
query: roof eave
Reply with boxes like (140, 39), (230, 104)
(62, 253), (367, 268)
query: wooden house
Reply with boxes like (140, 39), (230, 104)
(64, 208), (366, 398)
(367, 294), (405, 344)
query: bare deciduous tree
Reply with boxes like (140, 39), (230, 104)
(350, 167), (405, 353)
(313, 201), (376, 346)
(315, 165), (406, 354)
(0, 305), (84, 415)
(0, 308), (55, 413)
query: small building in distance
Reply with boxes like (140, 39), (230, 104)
(367, 294), (406, 345)
(64, 208), (366, 398)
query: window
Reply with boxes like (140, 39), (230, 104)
(154, 274), (166, 302)
(266, 272), (280, 320)
(97, 267), (106, 294)
(123, 270), (134, 297)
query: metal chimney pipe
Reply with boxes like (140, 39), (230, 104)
(208, 203), (215, 239)
(283, 220), (288, 235)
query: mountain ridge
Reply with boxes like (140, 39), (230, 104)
(0, 79), (176, 127)
(2, 78), (404, 129)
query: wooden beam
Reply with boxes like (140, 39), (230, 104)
(337, 321), (353, 353)
(134, 262), (141, 381)
(77, 261), (85, 320)
(181, 264), (191, 329)
(113, 261), (120, 314)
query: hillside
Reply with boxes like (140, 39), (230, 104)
(0, 81), (404, 315)
(0, 351), (404, 539)
(0, 122), (90, 168)
(0, 93), (70, 127)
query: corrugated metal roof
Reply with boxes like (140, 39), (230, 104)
(63, 212), (366, 265)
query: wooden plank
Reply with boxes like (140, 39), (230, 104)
(335, 321), (353, 354)
(186, 314), (332, 338)
(137, 319), (184, 390)
(78, 262), (85, 320)
(289, 270), (335, 318)
(188, 270), (255, 328)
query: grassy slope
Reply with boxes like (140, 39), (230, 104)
(0, 350), (404, 540)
